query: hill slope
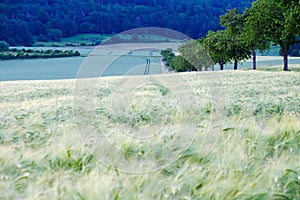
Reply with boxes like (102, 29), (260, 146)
(0, 0), (254, 45)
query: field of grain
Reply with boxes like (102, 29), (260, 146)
(0, 71), (300, 199)
(1, 43), (181, 81)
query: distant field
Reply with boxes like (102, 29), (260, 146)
(1, 40), (299, 81)
(221, 56), (300, 71)
(104, 33), (187, 44)
(34, 34), (111, 47)
(33, 33), (185, 47)
(1, 43), (180, 81)
(0, 71), (299, 199)
(102, 54), (161, 76)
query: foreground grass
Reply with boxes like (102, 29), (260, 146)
(0, 71), (300, 199)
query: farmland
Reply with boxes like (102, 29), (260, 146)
(0, 0), (299, 198)
(0, 43), (179, 81)
(2, 38), (299, 81)
(0, 70), (299, 199)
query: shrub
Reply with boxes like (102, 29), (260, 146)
(0, 41), (9, 51)
(30, 53), (39, 59)
(24, 49), (34, 53)
(73, 51), (80, 56)
(44, 49), (53, 54)
(54, 50), (62, 54)
(0, 54), (8, 60)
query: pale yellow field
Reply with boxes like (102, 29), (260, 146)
(0, 71), (300, 199)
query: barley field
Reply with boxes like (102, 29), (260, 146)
(0, 71), (299, 199)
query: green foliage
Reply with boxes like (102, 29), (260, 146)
(161, 47), (199, 72)
(275, 169), (300, 199)
(201, 1), (299, 71)
(48, 150), (94, 172)
(220, 9), (251, 69)
(161, 48), (175, 68)
(289, 42), (300, 57)
(200, 30), (231, 70)
(178, 40), (213, 71)
(265, 128), (300, 158)
(171, 55), (195, 72)
(48, 29), (62, 42)
(0, 40), (9, 51)
(0, 48), (81, 60)
(246, 0), (300, 71)
(161, 40), (213, 72)
(225, 102), (243, 117)
(0, 19), (33, 46)
(0, 0), (254, 46)
(243, 8), (270, 54)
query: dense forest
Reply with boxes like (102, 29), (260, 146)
(0, 0), (254, 46)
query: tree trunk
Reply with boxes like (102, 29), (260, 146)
(234, 59), (238, 70)
(252, 49), (256, 70)
(199, 66), (203, 71)
(211, 64), (214, 71)
(283, 51), (288, 71)
(219, 61), (224, 70)
(205, 67), (208, 71)
(280, 45), (289, 71)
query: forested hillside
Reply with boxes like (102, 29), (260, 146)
(0, 0), (254, 46)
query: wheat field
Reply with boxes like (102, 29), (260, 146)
(0, 71), (299, 199)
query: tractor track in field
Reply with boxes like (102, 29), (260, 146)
(144, 58), (150, 75)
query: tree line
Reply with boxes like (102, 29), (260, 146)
(0, 0), (254, 46)
(0, 41), (80, 60)
(164, 0), (300, 72)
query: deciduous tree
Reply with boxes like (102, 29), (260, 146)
(0, 41), (9, 51)
(220, 8), (251, 70)
(243, 7), (270, 70)
(200, 30), (231, 70)
(246, 0), (300, 71)
(178, 40), (213, 71)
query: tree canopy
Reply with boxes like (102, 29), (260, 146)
(220, 8), (251, 70)
(0, 41), (9, 51)
(0, 0), (254, 46)
(200, 30), (231, 70)
(198, 0), (299, 71)
(245, 0), (300, 71)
